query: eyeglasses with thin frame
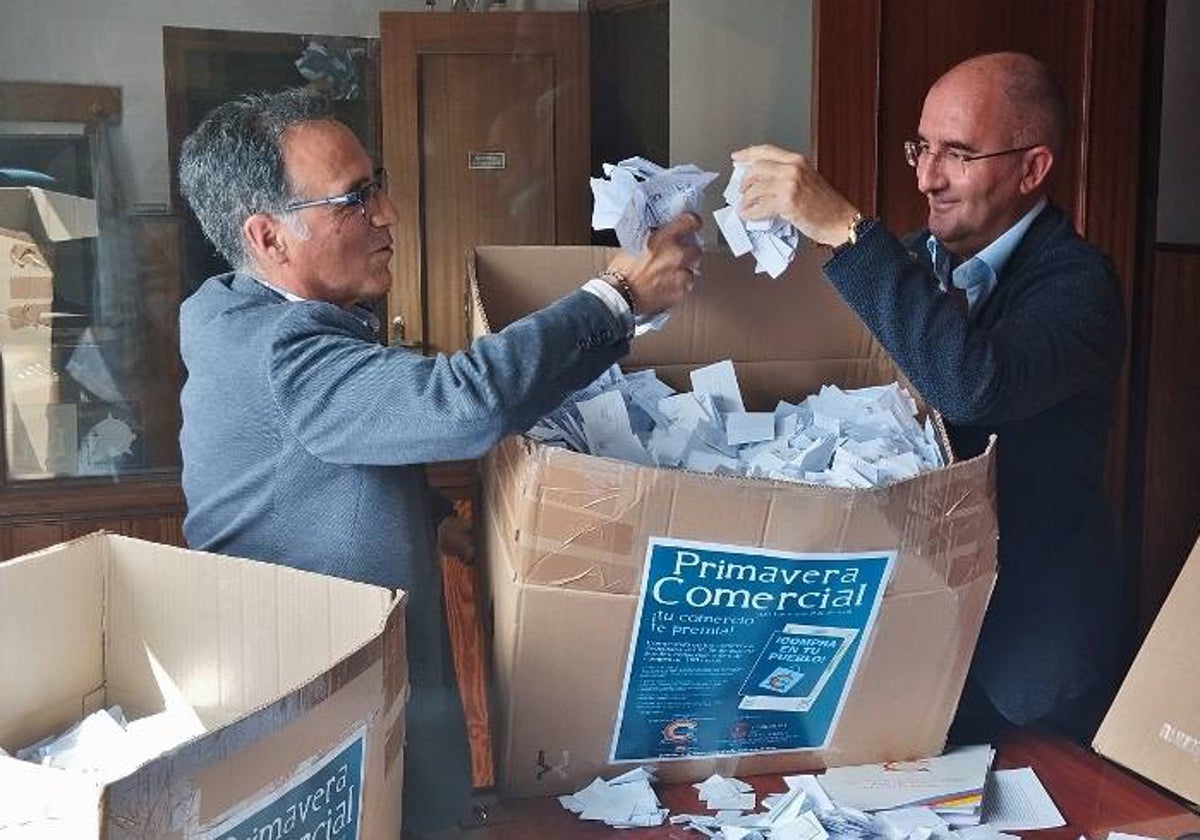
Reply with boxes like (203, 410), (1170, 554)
(283, 167), (389, 218)
(903, 141), (1039, 176)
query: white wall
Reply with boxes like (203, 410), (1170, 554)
(0, 0), (578, 209)
(1156, 0), (1200, 245)
(670, 0), (813, 222)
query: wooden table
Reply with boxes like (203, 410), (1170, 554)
(457, 728), (1200, 840)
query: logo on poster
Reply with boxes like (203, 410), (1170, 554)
(662, 718), (697, 753)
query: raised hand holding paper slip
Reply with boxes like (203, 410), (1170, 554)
(591, 156), (716, 334)
(715, 162), (804, 278)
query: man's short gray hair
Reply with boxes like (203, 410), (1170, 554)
(179, 88), (332, 270)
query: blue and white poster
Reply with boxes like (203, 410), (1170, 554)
(610, 538), (894, 762)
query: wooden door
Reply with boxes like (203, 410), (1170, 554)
(419, 53), (556, 353)
(381, 12), (590, 354)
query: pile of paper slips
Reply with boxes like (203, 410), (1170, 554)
(559, 759), (1061, 840)
(527, 360), (944, 489)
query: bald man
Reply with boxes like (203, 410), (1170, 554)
(733, 52), (1126, 743)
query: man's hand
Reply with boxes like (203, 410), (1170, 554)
(437, 515), (475, 565)
(605, 211), (703, 316)
(732, 145), (861, 248)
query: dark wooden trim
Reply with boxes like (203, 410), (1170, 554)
(0, 476), (185, 521)
(1124, 0), (1168, 636)
(587, 0), (666, 12)
(0, 81), (121, 124)
(1082, 0), (1148, 616)
(1149, 241), (1200, 254)
(813, 0), (881, 215)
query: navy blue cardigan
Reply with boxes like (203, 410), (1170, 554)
(824, 204), (1126, 727)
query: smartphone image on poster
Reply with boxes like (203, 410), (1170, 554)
(737, 624), (858, 712)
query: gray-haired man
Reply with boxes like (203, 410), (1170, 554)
(178, 88), (701, 835)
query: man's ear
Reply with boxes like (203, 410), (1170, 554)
(243, 213), (288, 268)
(1019, 146), (1054, 195)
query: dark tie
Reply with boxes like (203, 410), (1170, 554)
(947, 283), (969, 314)
(930, 242), (968, 314)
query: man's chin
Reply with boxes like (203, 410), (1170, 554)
(927, 214), (957, 243)
(370, 272), (393, 295)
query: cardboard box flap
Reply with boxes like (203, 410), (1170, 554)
(471, 245), (888, 371)
(1093, 533), (1200, 805)
(103, 534), (398, 729)
(0, 186), (98, 243)
(0, 533), (106, 750)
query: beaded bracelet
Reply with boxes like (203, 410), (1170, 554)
(599, 268), (637, 315)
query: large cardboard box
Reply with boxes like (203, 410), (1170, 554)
(0, 187), (97, 478)
(0, 532), (407, 838)
(471, 245), (999, 796)
(1094, 535), (1200, 805)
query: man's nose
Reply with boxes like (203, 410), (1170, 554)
(915, 154), (947, 194)
(371, 190), (399, 227)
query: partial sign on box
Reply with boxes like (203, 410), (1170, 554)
(194, 728), (367, 840)
(471, 245), (999, 797)
(0, 533), (408, 838)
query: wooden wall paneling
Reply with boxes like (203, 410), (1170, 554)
(1137, 248), (1200, 626)
(0, 513), (188, 562)
(380, 16), (423, 348)
(875, 1), (1088, 236)
(1123, 0), (1169, 635)
(3, 523), (65, 560)
(122, 514), (187, 546)
(0, 480), (186, 561)
(0, 481), (184, 521)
